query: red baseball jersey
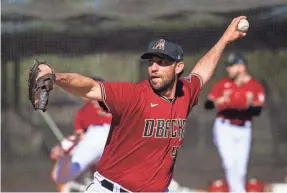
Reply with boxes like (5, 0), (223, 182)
(208, 77), (265, 125)
(74, 101), (112, 133)
(97, 74), (202, 192)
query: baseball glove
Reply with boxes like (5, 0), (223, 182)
(28, 60), (56, 112)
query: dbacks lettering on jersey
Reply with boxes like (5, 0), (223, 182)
(142, 119), (186, 139)
(143, 119), (186, 158)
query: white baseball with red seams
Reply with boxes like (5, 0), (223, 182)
(237, 19), (249, 32)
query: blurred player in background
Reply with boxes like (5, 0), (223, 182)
(204, 52), (265, 192)
(50, 77), (112, 192)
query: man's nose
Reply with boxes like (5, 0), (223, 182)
(150, 62), (159, 72)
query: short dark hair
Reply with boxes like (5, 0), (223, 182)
(225, 52), (247, 66)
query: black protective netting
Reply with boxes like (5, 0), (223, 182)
(2, 1), (287, 191)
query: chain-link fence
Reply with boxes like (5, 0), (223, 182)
(2, 1), (287, 191)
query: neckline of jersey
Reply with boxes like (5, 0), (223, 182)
(159, 95), (176, 104)
(229, 77), (253, 87)
(145, 79), (176, 104)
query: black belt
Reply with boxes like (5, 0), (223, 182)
(101, 179), (129, 192)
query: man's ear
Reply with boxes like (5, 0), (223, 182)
(175, 62), (184, 75)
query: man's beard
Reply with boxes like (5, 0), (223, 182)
(149, 74), (176, 94)
(230, 72), (240, 80)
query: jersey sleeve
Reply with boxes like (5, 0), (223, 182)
(99, 81), (140, 121)
(182, 73), (203, 109)
(207, 80), (223, 100)
(253, 82), (265, 106)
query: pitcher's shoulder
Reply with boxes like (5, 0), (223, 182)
(180, 74), (203, 89)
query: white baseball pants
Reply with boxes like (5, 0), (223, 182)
(213, 117), (252, 192)
(84, 172), (131, 193)
(84, 172), (173, 193)
(84, 172), (177, 192)
(54, 124), (110, 183)
(71, 123), (111, 170)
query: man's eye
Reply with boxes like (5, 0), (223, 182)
(149, 60), (162, 64)
(148, 60), (168, 65)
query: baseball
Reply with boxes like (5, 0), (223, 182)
(237, 19), (249, 32)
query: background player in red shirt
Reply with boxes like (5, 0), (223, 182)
(34, 16), (247, 192)
(73, 78), (112, 137)
(204, 52), (265, 192)
(50, 77), (112, 192)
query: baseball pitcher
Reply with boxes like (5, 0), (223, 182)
(50, 78), (184, 192)
(28, 16), (247, 192)
(204, 53), (265, 192)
